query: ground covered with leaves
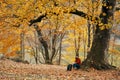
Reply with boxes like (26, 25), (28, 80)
(0, 59), (120, 80)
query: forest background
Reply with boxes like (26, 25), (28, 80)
(0, 0), (120, 68)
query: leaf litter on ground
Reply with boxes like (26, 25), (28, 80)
(0, 59), (120, 80)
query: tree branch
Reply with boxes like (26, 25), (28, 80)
(29, 14), (46, 26)
(116, 7), (120, 11)
(29, 2), (119, 26)
(70, 10), (87, 18)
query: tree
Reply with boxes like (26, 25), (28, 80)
(72, 0), (117, 69)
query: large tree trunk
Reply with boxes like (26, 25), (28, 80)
(81, 0), (116, 70)
(82, 28), (112, 69)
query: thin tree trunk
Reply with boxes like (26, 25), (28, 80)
(50, 33), (57, 63)
(26, 37), (37, 63)
(111, 35), (116, 65)
(34, 32), (39, 64)
(74, 27), (81, 57)
(83, 30), (87, 60)
(58, 33), (65, 65)
(87, 20), (91, 49)
(58, 37), (62, 65)
(20, 32), (25, 61)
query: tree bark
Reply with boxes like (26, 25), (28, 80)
(20, 32), (25, 61)
(81, 0), (116, 70)
(34, 25), (51, 64)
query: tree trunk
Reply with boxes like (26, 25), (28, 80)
(82, 28), (112, 69)
(87, 20), (91, 49)
(74, 28), (81, 57)
(34, 25), (51, 64)
(50, 33), (57, 63)
(35, 32), (39, 64)
(81, 0), (116, 70)
(58, 36), (62, 65)
(20, 32), (25, 61)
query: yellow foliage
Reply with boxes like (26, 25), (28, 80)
(109, 48), (120, 55)
(0, 0), (118, 62)
(66, 47), (75, 52)
(5, 51), (17, 57)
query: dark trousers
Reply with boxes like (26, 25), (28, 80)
(73, 63), (80, 69)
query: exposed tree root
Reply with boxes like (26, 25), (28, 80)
(91, 63), (116, 70)
(81, 59), (116, 70)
